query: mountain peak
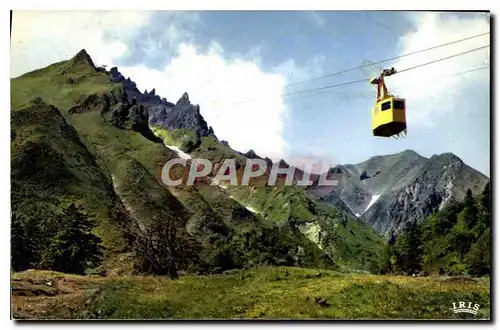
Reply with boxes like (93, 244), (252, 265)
(69, 49), (96, 71)
(401, 149), (419, 156)
(244, 149), (260, 159)
(431, 152), (463, 164)
(278, 159), (290, 168)
(175, 92), (192, 107)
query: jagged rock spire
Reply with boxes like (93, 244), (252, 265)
(70, 49), (96, 70)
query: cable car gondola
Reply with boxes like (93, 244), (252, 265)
(370, 68), (407, 139)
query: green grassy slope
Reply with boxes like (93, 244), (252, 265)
(151, 127), (385, 271)
(12, 50), (368, 273)
(11, 268), (490, 320)
(11, 51), (193, 272)
(10, 97), (131, 269)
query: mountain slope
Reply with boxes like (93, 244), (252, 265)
(149, 125), (384, 271)
(310, 150), (489, 237)
(11, 50), (383, 274)
(107, 66), (384, 271)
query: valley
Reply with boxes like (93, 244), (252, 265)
(10, 49), (491, 320)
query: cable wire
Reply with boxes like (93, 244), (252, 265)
(295, 65), (490, 102)
(283, 32), (490, 88)
(396, 45), (490, 74)
(215, 44), (489, 106)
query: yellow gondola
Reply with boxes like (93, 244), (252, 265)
(370, 68), (407, 138)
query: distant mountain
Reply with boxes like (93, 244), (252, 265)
(309, 150), (489, 237)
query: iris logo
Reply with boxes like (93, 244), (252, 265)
(451, 301), (480, 315)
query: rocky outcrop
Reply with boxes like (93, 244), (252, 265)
(244, 149), (260, 159)
(311, 150), (489, 237)
(66, 49), (96, 73)
(108, 67), (216, 140)
(102, 100), (162, 143)
(150, 92), (215, 139)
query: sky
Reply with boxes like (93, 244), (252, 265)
(10, 10), (491, 175)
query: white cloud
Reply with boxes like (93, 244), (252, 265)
(10, 11), (152, 77)
(119, 41), (292, 161)
(10, 11), (325, 163)
(388, 12), (490, 129)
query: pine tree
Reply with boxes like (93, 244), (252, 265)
(11, 206), (45, 270)
(11, 213), (30, 271)
(465, 229), (490, 276)
(40, 203), (103, 275)
(395, 221), (423, 274)
(450, 210), (474, 258)
(463, 189), (478, 229)
(477, 182), (491, 228)
(378, 235), (396, 274)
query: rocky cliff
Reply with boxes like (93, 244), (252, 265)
(109, 67), (216, 139)
(310, 150), (489, 237)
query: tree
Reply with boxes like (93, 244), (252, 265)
(463, 189), (478, 229)
(377, 235), (396, 274)
(133, 212), (198, 278)
(395, 221), (423, 274)
(465, 229), (490, 276)
(40, 203), (103, 275)
(10, 202), (48, 270)
(426, 201), (463, 237)
(477, 182), (491, 228)
(11, 213), (30, 271)
(450, 211), (474, 258)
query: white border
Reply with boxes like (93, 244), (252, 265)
(1, 2), (497, 329)
(4, 0), (497, 10)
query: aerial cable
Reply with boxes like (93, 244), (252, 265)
(215, 45), (489, 107)
(280, 65), (489, 113)
(283, 32), (490, 88)
(396, 45), (490, 74)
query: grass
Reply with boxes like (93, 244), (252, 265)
(10, 50), (384, 275)
(11, 267), (490, 320)
(150, 126), (197, 148)
(10, 52), (491, 321)
(148, 125), (386, 272)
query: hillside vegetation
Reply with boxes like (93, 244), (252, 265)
(11, 267), (490, 320)
(151, 126), (384, 271)
(10, 50), (383, 277)
(10, 50), (491, 320)
(376, 183), (491, 277)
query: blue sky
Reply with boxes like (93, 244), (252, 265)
(11, 11), (491, 175)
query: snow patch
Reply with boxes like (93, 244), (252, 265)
(345, 204), (356, 214)
(165, 144), (192, 160)
(364, 194), (381, 213)
(355, 213), (360, 218)
(245, 205), (258, 214)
